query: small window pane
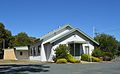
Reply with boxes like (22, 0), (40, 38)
(20, 51), (22, 55)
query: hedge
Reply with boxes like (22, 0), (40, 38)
(56, 58), (67, 64)
(66, 54), (80, 63)
(81, 54), (101, 62)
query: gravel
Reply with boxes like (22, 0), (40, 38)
(112, 56), (120, 62)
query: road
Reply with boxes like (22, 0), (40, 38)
(0, 62), (120, 74)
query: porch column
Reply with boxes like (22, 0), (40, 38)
(80, 44), (82, 60)
(74, 42), (75, 57)
(79, 44), (81, 55)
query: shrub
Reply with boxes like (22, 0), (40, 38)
(74, 59), (81, 63)
(92, 48), (114, 61)
(81, 54), (101, 62)
(81, 54), (90, 61)
(53, 44), (70, 62)
(56, 58), (67, 64)
(102, 52), (113, 61)
(92, 48), (104, 58)
(66, 54), (80, 63)
(66, 54), (74, 61)
(91, 56), (101, 62)
(115, 51), (120, 56)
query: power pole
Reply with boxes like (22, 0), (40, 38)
(93, 26), (95, 38)
(93, 26), (98, 38)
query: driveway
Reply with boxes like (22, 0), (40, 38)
(0, 62), (120, 74)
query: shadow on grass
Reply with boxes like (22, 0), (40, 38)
(0, 64), (50, 74)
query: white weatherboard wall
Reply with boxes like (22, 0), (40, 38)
(52, 34), (86, 49)
(40, 29), (70, 61)
(40, 44), (47, 61)
(82, 43), (94, 55)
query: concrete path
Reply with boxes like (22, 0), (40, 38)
(0, 62), (120, 74)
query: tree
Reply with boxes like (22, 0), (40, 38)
(94, 34), (118, 56)
(0, 22), (12, 58)
(13, 32), (40, 46)
(14, 32), (31, 46)
(0, 23), (12, 49)
(29, 37), (40, 44)
(0, 22), (40, 59)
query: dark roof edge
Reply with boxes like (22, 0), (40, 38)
(50, 28), (99, 45)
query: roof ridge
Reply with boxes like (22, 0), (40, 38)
(40, 24), (74, 39)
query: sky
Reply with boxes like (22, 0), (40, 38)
(0, 0), (120, 40)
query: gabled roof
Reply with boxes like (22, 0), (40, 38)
(40, 24), (99, 45)
(49, 28), (99, 45)
(40, 24), (74, 40)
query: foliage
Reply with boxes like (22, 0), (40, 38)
(91, 56), (101, 62)
(92, 48), (104, 58)
(92, 48), (114, 61)
(81, 54), (101, 62)
(0, 22), (40, 49)
(0, 23), (12, 49)
(94, 34), (119, 56)
(14, 32), (31, 46)
(66, 54), (80, 63)
(81, 54), (89, 61)
(116, 42), (120, 56)
(12, 32), (40, 47)
(53, 44), (80, 63)
(54, 44), (70, 62)
(102, 52), (114, 61)
(56, 58), (67, 64)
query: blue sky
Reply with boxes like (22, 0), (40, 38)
(0, 0), (120, 40)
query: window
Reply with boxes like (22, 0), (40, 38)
(85, 46), (89, 55)
(20, 51), (23, 55)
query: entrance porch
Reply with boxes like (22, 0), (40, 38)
(68, 41), (88, 60)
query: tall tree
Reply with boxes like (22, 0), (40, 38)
(14, 32), (40, 46)
(0, 23), (12, 49)
(94, 34), (118, 55)
(14, 32), (31, 46)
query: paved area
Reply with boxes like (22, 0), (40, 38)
(0, 62), (120, 74)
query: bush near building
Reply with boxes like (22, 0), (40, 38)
(56, 58), (67, 64)
(92, 49), (114, 61)
(53, 44), (80, 63)
(81, 54), (101, 62)
(66, 54), (80, 63)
